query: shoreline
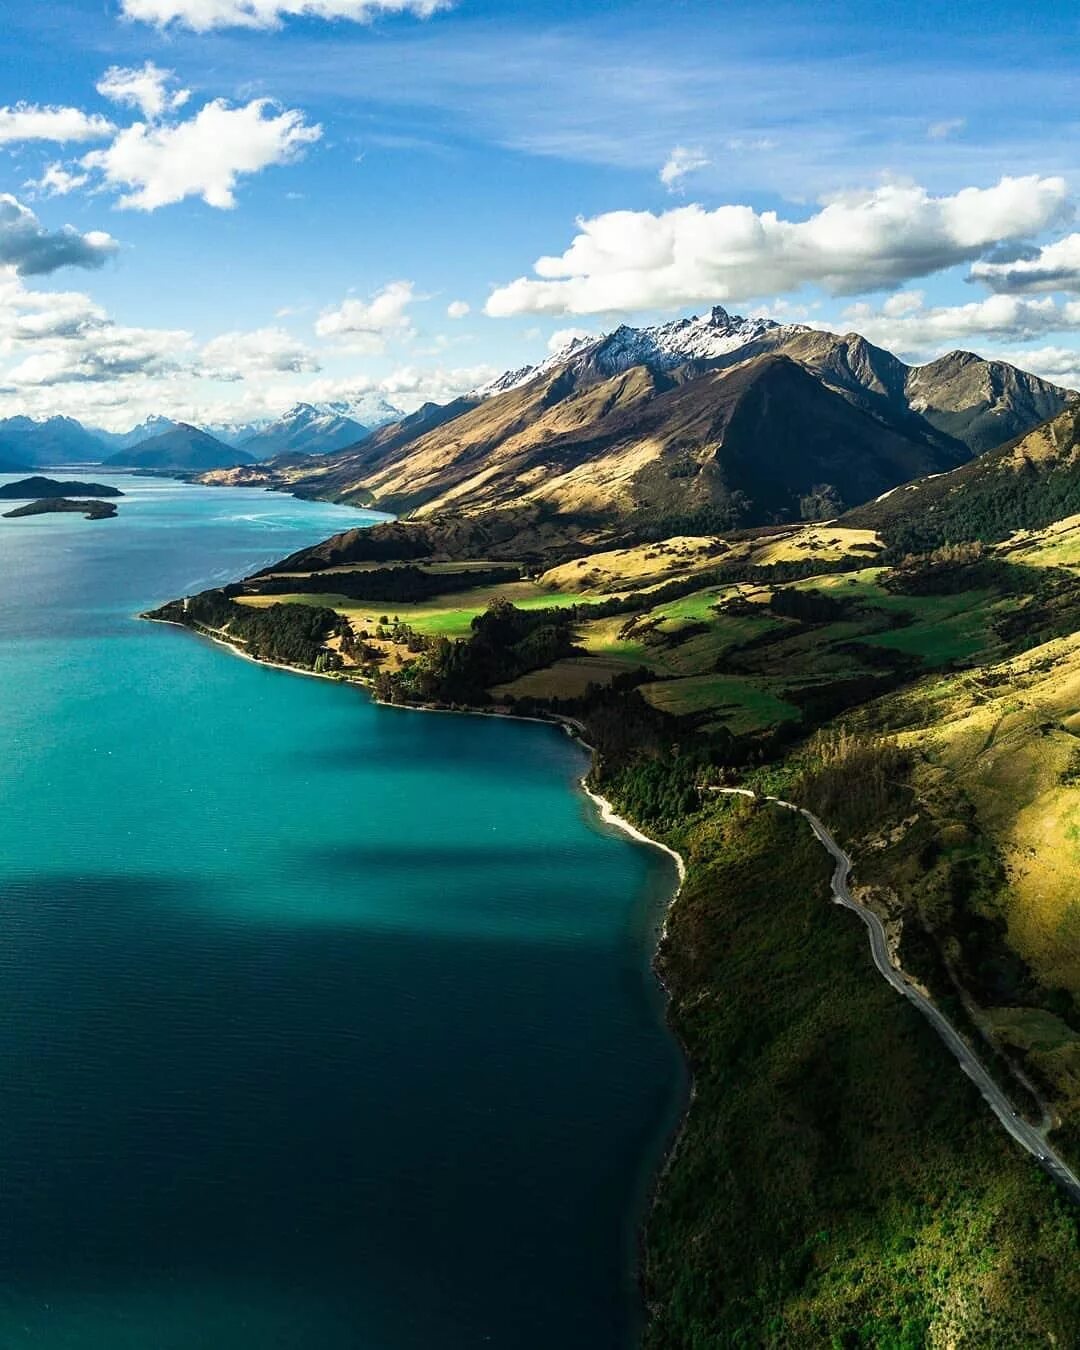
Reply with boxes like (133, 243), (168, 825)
(144, 610), (689, 891)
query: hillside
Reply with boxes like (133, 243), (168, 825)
(845, 404), (1080, 552)
(104, 424), (254, 471)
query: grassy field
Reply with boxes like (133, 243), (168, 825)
(640, 674), (801, 731)
(241, 581), (587, 639)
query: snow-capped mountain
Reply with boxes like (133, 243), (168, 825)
(473, 306), (801, 397)
(237, 403), (372, 460)
(344, 394), (405, 429)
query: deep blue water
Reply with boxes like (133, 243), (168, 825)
(0, 472), (684, 1348)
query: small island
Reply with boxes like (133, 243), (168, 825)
(0, 476), (124, 500)
(3, 498), (118, 520)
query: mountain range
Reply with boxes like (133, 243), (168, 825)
(0, 397), (404, 469)
(227, 307), (1075, 530)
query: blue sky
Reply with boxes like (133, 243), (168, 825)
(0, 0), (1078, 428)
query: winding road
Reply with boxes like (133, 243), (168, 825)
(716, 788), (1080, 1204)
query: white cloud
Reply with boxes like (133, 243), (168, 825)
(0, 104), (113, 146)
(0, 270), (191, 389)
(446, 299), (470, 319)
(97, 62), (191, 121)
(201, 326), (320, 379)
(547, 326), (591, 353)
(993, 345), (1080, 389)
(837, 292), (1080, 353)
(485, 175), (1072, 317)
(119, 0), (448, 31)
(659, 145), (709, 190)
(970, 232), (1080, 294)
(0, 195), (117, 276)
(82, 99), (322, 211)
(927, 118), (966, 140)
(29, 163), (90, 197)
(315, 280), (417, 351)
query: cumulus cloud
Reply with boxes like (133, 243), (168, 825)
(485, 175), (1072, 317)
(547, 326), (592, 353)
(837, 292), (1080, 353)
(29, 163), (90, 197)
(970, 232), (1080, 294)
(315, 280), (417, 352)
(82, 99), (321, 210)
(0, 270), (190, 389)
(993, 345), (1080, 389)
(446, 299), (470, 319)
(97, 62), (191, 121)
(659, 145), (709, 190)
(0, 196), (117, 276)
(0, 104), (113, 146)
(119, 0), (447, 31)
(200, 326), (320, 379)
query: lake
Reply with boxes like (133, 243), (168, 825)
(0, 472), (684, 1348)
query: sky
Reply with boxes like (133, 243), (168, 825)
(0, 0), (1079, 430)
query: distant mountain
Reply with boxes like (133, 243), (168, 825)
(201, 420), (265, 448)
(0, 456), (31, 474)
(104, 424), (253, 471)
(91, 416), (181, 454)
(0, 415), (107, 466)
(344, 394), (404, 429)
(238, 404), (370, 460)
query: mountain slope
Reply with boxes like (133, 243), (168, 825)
(845, 404), (1080, 551)
(105, 424), (253, 471)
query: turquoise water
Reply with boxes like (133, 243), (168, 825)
(0, 473), (684, 1348)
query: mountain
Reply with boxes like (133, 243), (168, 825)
(0, 456), (31, 474)
(0, 415), (107, 466)
(92, 416), (181, 454)
(253, 307), (1074, 529)
(238, 404), (370, 460)
(104, 424), (253, 471)
(477, 307), (1074, 458)
(271, 353), (966, 528)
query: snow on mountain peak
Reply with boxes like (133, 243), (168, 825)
(472, 305), (801, 398)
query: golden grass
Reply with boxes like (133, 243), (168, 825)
(903, 632), (1080, 992)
